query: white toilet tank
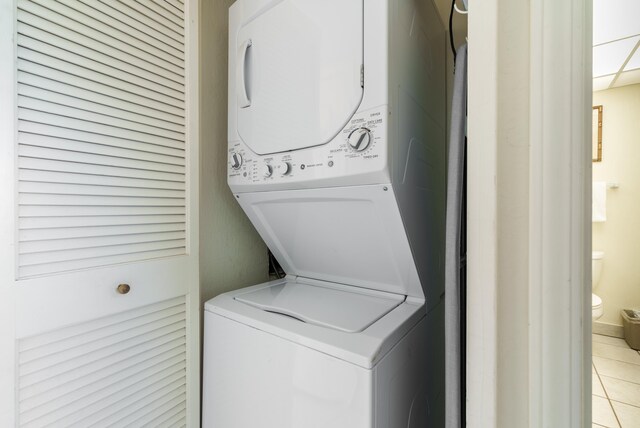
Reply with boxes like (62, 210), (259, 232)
(592, 251), (604, 289)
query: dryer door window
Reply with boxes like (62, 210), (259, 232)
(235, 0), (364, 155)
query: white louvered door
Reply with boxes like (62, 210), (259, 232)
(0, 0), (200, 426)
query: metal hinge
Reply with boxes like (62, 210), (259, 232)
(360, 64), (364, 88)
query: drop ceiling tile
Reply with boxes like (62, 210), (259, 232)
(593, 37), (639, 77)
(593, 75), (614, 92)
(612, 68), (640, 88)
(624, 47), (640, 71)
(594, 0), (640, 45)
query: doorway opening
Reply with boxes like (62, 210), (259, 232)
(591, 2), (640, 426)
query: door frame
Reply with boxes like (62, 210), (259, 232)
(0, 0), (17, 425)
(185, 0), (201, 424)
(467, 0), (591, 426)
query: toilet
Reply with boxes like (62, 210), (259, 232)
(592, 251), (604, 320)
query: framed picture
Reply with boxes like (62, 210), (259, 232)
(593, 105), (603, 162)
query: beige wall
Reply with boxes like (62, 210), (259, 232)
(199, 0), (268, 306)
(593, 84), (640, 326)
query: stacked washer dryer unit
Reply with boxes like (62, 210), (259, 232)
(202, 0), (446, 427)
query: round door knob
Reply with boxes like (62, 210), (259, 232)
(261, 163), (273, 178)
(117, 283), (131, 294)
(278, 161), (292, 176)
(230, 152), (243, 170)
(347, 127), (372, 152)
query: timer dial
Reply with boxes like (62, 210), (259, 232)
(230, 152), (243, 170)
(347, 127), (372, 152)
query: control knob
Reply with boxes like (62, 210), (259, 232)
(347, 127), (372, 152)
(278, 161), (292, 176)
(260, 163), (273, 178)
(230, 152), (243, 170)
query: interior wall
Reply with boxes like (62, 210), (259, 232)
(592, 84), (640, 327)
(199, 0), (269, 305)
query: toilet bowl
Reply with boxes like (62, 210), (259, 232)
(592, 293), (603, 320)
(592, 251), (604, 320)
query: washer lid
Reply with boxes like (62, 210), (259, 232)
(236, 184), (425, 298)
(205, 277), (425, 369)
(235, 281), (404, 333)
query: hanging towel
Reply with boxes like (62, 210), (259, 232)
(593, 181), (607, 222)
(445, 43), (467, 428)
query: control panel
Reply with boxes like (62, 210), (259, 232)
(228, 106), (387, 190)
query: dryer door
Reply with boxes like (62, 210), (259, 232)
(234, 0), (364, 155)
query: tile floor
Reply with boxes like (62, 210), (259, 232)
(592, 334), (640, 427)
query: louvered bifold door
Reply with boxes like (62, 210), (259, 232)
(18, 297), (188, 428)
(12, 0), (198, 427)
(17, 0), (187, 277)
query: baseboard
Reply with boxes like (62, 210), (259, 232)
(593, 320), (624, 338)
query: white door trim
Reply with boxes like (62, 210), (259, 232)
(0, 0), (17, 425)
(467, 0), (591, 426)
(528, 0), (592, 426)
(184, 0), (201, 424)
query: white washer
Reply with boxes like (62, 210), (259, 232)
(203, 0), (447, 426)
(204, 277), (442, 428)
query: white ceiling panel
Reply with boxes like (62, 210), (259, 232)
(593, 0), (640, 45)
(593, 37), (639, 77)
(593, 1), (640, 87)
(593, 75), (614, 92)
(612, 68), (640, 88)
(624, 47), (640, 71)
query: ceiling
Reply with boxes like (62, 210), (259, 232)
(593, 0), (640, 91)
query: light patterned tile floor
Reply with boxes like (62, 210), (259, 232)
(593, 334), (640, 428)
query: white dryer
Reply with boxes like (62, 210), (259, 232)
(203, 0), (447, 426)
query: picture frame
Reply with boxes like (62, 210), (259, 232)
(593, 105), (603, 162)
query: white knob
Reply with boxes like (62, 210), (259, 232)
(347, 127), (372, 152)
(230, 152), (243, 169)
(261, 163), (273, 178)
(278, 161), (292, 176)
